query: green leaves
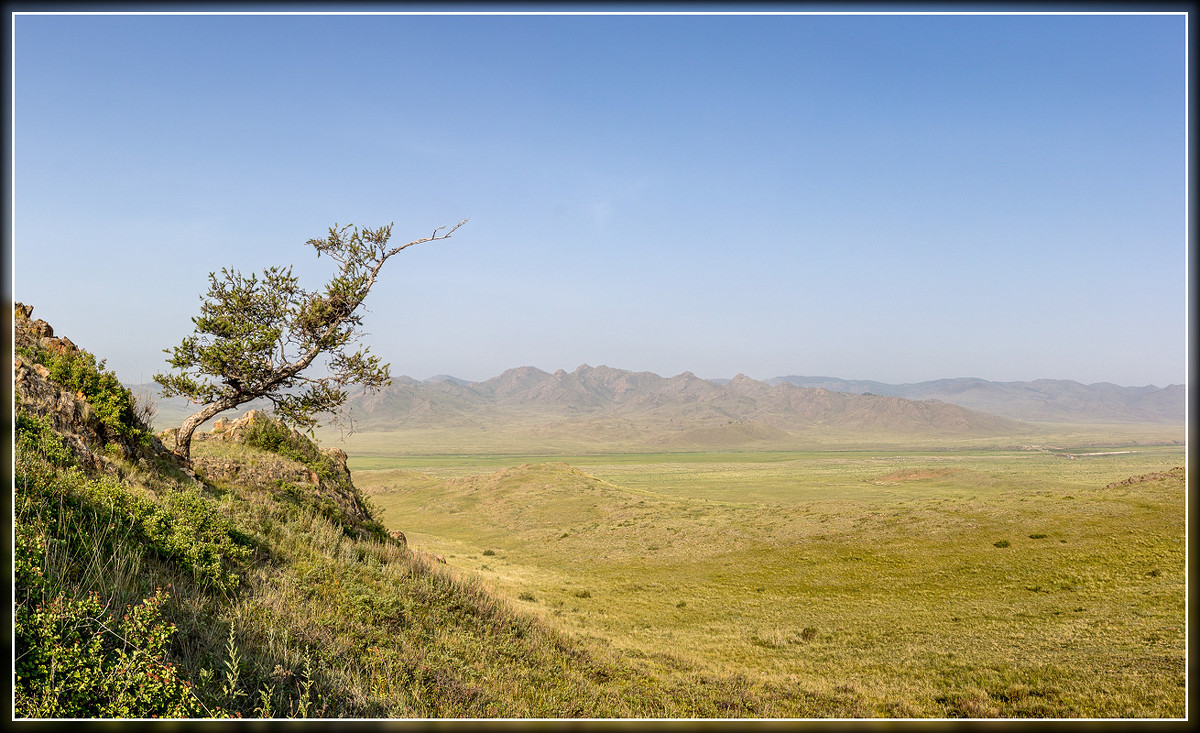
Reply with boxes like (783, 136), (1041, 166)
(157, 220), (465, 460)
(27, 342), (150, 448)
(15, 586), (206, 718)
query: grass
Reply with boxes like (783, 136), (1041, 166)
(16, 324), (1185, 718)
(317, 419), (1185, 459)
(17, 407), (898, 717)
(357, 442), (1186, 718)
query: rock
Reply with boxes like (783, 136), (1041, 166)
(325, 447), (348, 463)
(14, 345), (106, 468)
(29, 319), (53, 339)
(192, 409), (376, 528)
(43, 336), (77, 357)
(323, 447), (349, 472)
(243, 409), (270, 424)
(222, 409), (275, 442)
(13, 303), (191, 480)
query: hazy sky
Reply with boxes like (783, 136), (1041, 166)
(12, 10), (1187, 388)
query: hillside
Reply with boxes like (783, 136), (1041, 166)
(769, 375), (1184, 424)
(14, 304), (1185, 718)
(11, 303), (877, 718)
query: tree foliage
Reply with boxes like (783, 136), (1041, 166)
(155, 220), (466, 460)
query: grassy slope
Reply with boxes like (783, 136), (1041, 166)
(358, 445), (1186, 718)
(15, 401), (883, 718)
(22, 331), (1184, 718)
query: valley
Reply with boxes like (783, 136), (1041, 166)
(352, 440), (1186, 717)
(140, 362), (1187, 717)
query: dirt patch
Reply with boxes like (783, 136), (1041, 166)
(874, 468), (958, 484)
(1104, 466), (1185, 489)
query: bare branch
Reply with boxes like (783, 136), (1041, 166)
(386, 217), (470, 258)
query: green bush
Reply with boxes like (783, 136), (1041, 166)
(994, 540), (1011, 548)
(15, 420), (252, 593)
(19, 343), (150, 448)
(242, 417), (387, 543)
(14, 585), (208, 718)
(242, 419), (328, 476)
(16, 412), (75, 467)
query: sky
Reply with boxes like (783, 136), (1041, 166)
(11, 10), (1188, 388)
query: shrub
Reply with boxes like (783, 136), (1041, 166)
(482, 549), (496, 556)
(518, 592), (537, 602)
(244, 419), (387, 543)
(131, 383), (158, 428)
(28, 343), (150, 448)
(800, 627), (818, 641)
(15, 429), (252, 593)
(16, 412), (75, 467)
(14, 588), (207, 718)
(993, 540), (1011, 548)
(1029, 533), (1048, 540)
(242, 419), (328, 477)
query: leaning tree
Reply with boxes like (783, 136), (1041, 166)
(155, 219), (467, 462)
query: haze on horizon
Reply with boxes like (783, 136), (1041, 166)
(11, 11), (1187, 390)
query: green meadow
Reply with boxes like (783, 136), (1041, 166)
(353, 441), (1186, 717)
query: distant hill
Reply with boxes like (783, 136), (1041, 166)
(136, 367), (1183, 447)
(768, 376), (1185, 424)
(320, 364), (1026, 449)
(136, 364), (1176, 451)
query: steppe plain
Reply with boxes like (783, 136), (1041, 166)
(333, 414), (1186, 718)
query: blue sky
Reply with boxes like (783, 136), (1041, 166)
(12, 10), (1187, 388)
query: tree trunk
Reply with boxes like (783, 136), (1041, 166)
(173, 398), (241, 462)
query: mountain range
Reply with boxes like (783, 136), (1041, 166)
(142, 365), (1184, 451)
(767, 375), (1184, 424)
(344, 364), (1022, 434)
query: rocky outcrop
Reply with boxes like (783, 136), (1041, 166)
(13, 303), (176, 471)
(14, 350), (108, 470)
(185, 409), (376, 527)
(14, 302), (385, 539)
